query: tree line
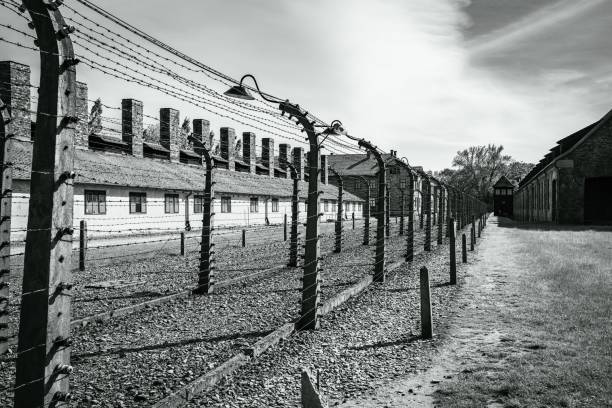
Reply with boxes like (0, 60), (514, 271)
(436, 145), (533, 205)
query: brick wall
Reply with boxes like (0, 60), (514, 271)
(0, 61), (30, 141)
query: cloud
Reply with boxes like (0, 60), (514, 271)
(306, 0), (596, 168)
(468, 0), (605, 55)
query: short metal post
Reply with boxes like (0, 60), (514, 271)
(462, 233), (467, 263)
(331, 168), (343, 254)
(399, 190), (405, 236)
(363, 185), (370, 246)
(242, 229), (246, 247)
(385, 185), (390, 238)
(420, 266), (433, 339)
(352, 212), (355, 230)
(406, 172), (414, 262)
(449, 218), (456, 285)
(470, 227), (474, 251)
(79, 220), (87, 270)
(284, 213), (287, 241)
(180, 231), (185, 256)
(424, 177), (432, 252)
(437, 186), (444, 245)
(472, 216), (476, 242)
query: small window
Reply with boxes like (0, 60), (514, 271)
(84, 190), (106, 215)
(271, 198), (279, 212)
(221, 196), (232, 213)
(166, 194), (180, 213)
(165, 194), (179, 214)
(324, 200), (329, 212)
(250, 197), (259, 213)
(194, 195), (203, 213)
(129, 192), (147, 214)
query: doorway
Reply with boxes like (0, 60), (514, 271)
(584, 177), (612, 224)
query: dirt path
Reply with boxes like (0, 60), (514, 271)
(338, 217), (525, 407)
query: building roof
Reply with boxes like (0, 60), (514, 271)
(11, 141), (362, 202)
(327, 153), (409, 177)
(493, 176), (515, 189)
(518, 108), (612, 188)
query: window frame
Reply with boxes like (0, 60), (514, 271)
(164, 193), (180, 214)
(84, 189), (106, 215)
(129, 192), (147, 214)
(194, 195), (203, 213)
(271, 198), (279, 212)
(221, 196), (232, 213)
(250, 197), (259, 213)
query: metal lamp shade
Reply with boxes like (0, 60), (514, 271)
(224, 85), (255, 100)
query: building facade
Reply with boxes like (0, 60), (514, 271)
(514, 108), (612, 224)
(1, 61), (363, 243)
(327, 152), (447, 225)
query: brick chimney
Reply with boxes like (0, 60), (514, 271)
(320, 154), (328, 185)
(242, 132), (256, 174)
(278, 143), (291, 179)
(193, 119), (210, 149)
(192, 119), (210, 166)
(220, 127), (236, 171)
(261, 138), (275, 177)
(121, 99), (143, 157)
(74, 81), (89, 149)
(292, 147), (304, 181)
(0, 61), (31, 141)
(160, 108), (179, 161)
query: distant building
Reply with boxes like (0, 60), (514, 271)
(492, 176), (514, 217)
(514, 108), (612, 224)
(327, 151), (445, 224)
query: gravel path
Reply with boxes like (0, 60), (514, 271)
(186, 222), (474, 407)
(0, 218), (427, 407)
(2, 221), (368, 341)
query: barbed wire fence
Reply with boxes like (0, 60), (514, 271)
(0, 0), (489, 406)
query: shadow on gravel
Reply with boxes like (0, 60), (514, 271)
(72, 291), (165, 303)
(348, 335), (422, 351)
(379, 286), (418, 293)
(497, 217), (612, 231)
(72, 329), (273, 360)
(266, 281), (357, 295)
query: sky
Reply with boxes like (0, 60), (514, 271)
(1, 0), (611, 170)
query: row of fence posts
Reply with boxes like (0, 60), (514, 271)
(420, 211), (489, 339)
(5, 2), (490, 403)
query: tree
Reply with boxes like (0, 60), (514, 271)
(437, 144), (533, 204)
(143, 123), (160, 143)
(234, 139), (242, 159)
(179, 117), (191, 149)
(88, 98), (103, 135)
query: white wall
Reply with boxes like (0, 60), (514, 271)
(11, 182), (363, 242)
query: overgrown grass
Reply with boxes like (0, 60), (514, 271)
(435, 227), (612, 408)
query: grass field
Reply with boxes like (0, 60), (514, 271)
(435, 225), (612, 408)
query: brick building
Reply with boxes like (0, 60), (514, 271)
(514, 108), (612, 224)
(0, 61), (363, 242)
(327, 152), (446, 225)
